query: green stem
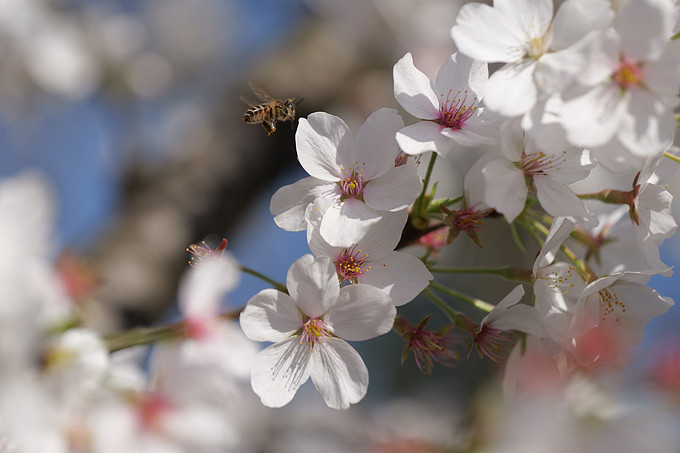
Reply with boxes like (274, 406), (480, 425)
(672, 30), (680, 41)
(423, 288), (460, 323)
(426, 196), (464, 213)
(105, 309), (242, 352)
(429, 280), (494, 313)
(415, 153), (438, 217)
(521, 216), (598, 284)
(576, 188), (632, 204)
(240, 265), (287, 293)
(429, 266), (534, 284)
(106, 322), (185, 352)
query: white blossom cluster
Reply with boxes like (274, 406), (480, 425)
(1, 0), (680, 451)
(252, 0), (680, 410)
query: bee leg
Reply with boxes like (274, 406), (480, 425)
(264, 120), (276, 136)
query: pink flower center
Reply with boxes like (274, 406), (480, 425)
(185, 316), (213, 341)
(136, 393), (172, 432)
(186, 238), (228, 267)
(613, 60), (643, 90)
(394, 150), (409, 167)
(335, 245), (370, 282)
(438, 89), (478, 130)
(300, 317), (332, 349)
(450, 205), (486, 232)
(472, 324), (514, 362)
(340, 162), (366, 198)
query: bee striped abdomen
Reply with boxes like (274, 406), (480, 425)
(243, 105), (270, 123)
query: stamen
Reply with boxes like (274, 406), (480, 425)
(335, 245), (370, 283)
(438, 89), (478, 130)
(613, 60), (643, 90)
(339, 163), (366, 198)
(598, 288), (626, 323)
(521, 150), (568, 176)
(186, 239), (228, 267)
(300, 318), (332, 350)
(471, 324), (514, 362)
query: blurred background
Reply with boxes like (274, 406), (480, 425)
(2, 0), (679, 450)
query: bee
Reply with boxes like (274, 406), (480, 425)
(241, 81), (299, 136)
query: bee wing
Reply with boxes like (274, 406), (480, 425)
(248, 81), (275, 102)
(240, 95), (259, 106)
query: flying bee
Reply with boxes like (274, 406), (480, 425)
(241, 81), (300, 136)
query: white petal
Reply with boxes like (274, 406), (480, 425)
(310, 338), (368, 409)
(393, 53), (440, 120)
(617, 92), (674, 156)
(644, 40), (680, 97)
(499, 117), (525, 162)
(349, 209), (407, 260)
(306, 198), (406, 259)
(326, 284), (395, 340)
(533, 175), (594, 224)
(495, 0), (553, 37)
(179, 255), (240, 319)
(441, 108), (501, 147)
(489, 285), (525, 314)
(491, 305), (549, 338)
(560, 83), (628, 148)
(481, 158), (527, 222)
(534, 262), (581, 340)
(396, 122), (454, 157)
(286, 254), (339, 318)
(240, 289), (302, 342)
(451, 2), (527, 63)
(358, 251), (433, 306)
(435, 52), (488, 100)
(533, 217), (576, 274)
(251, 338), (311, 408)
(305, 198), (339, 257)
(572, 30), (620, 86)
(616, 0), (674, 61)
(296, 113), (352, 181)
(319, 198), (384, 247)
(353, 108), (404, 180)
(363, 164), (422, 212)
(270, 177), (339, 231)
(484, 60), (537, 117)
(551, 0), (612, 49)
(534, 47), (585, 95)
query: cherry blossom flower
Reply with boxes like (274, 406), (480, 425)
(88, 355), (234, 453)
(559, 0), (680, 155)
(451, 0), (613, 117)
(478, 121), (596, 224)
(153, 253), (258, 380)
(305, 199), (432, 306)
(568, 269), (674, 367)
(239, 255), (395, 409)
(393, 52), (499, 157)
(469, 285), (547, 362)
(630, 149), (678, 261)
(394, 316), (462, 375)
(270, 108), (422, 246)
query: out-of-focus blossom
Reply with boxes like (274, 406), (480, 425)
(451, 0), (613, 117)
(559, 0), (680, 155)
